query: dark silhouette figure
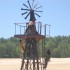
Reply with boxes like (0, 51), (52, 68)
(43, 49), (51, 68)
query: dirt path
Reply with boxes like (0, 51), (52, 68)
(0, 58), (70, 70)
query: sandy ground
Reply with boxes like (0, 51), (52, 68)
(0, 58), (70, 70)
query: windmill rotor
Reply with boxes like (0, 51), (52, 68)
(23, 4), (28, 8)
(21, 12), (28, 15)
(33, 4), (37, 9)
(21, 8), (30, 11)
(35, 13), (41, 17)
(21, 0), (43, 21)
(34, 10), (43, 12)
(25, 12), (30, 19)
(36, 6), (42, 9)
(27, 0), (32, 9)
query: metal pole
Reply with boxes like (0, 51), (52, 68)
(44, 25), (46, 37)
(42, 39), (44, 57)
(40, 22), (42, 34)
(38, 22), (40, 33)
(20, 26), (21, 34)
(43, 38), (45, 57)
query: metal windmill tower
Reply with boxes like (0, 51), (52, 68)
(14, 0), (51, 70)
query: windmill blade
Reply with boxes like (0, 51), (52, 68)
(34, 10), (43, 12)
(35, 13), (41, 17)
(34, 4), (37, 8)
(21, 12), (28, 15)
(36, 6), (42, 9)
(32, 0), (34, 7)
(21, 8), (30, 11)
(23, 3), (28, 8)
(25, 12), (30, 19)
(27, 0), (32, 9)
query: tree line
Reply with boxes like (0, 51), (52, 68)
(0, 35), (70, 58)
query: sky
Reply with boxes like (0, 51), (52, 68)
(0, 0), (70, 38)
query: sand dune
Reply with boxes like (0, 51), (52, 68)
(0, 58), (70, 70)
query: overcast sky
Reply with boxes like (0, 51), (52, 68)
(0, 0), (70, 38)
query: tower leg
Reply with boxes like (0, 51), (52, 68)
(37, 59), (39, 70)
(33, 59), (35, 70)
(26, 59), (29, 70)
(20, 59), (24, 70)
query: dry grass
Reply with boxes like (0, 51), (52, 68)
(0, 58), (70, 70)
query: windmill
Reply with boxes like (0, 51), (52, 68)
(14, 0), (51, 70)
